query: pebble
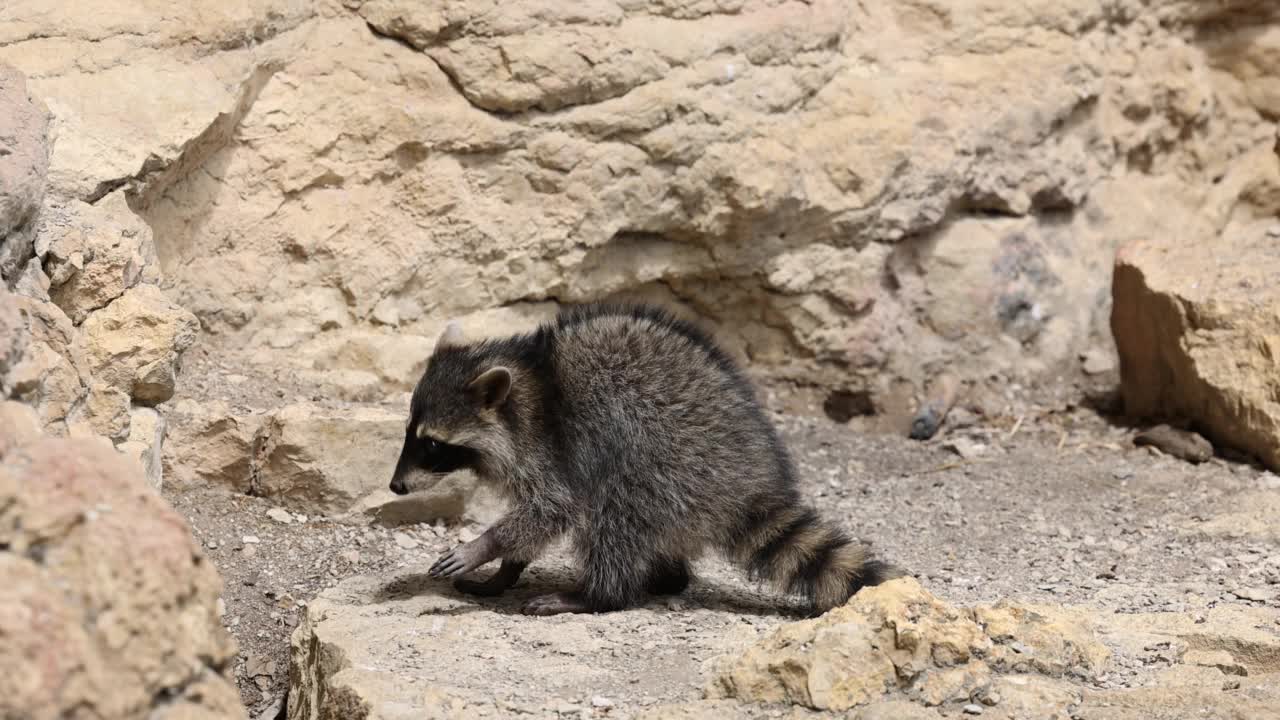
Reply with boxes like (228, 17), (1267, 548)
(267, 508), (293, 524)
(394, 532), (419, 550)
(243, 571), (260, 586)
(963, 704), (984, 715)
(1112, 467), (1134, 480)
(206, 540), (218, 550)
(243, 544), (258, 558)
(590, 696), (614, 708)
(242, 535), (261, 544)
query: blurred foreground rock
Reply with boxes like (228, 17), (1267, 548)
(0, 427), (245, 719)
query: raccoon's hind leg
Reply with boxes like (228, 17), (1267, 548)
(522, 526), (649, 616)
(645, 555), (691, 595)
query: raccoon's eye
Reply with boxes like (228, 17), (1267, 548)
(423, 437), (439, 453)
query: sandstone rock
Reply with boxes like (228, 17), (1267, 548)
(68, 380), (132, 442)
(79, 283), (199, 405)
(0, 63), (50, 283)
(116, 405), (166, 490)
(0, 436), (243, 719)
(252, 402), (405, 515)
(1112, 222), (1280, 470)
(0, 2), (317, 201)
(711, 578), (1108, 712)
(38, 192), (161, 324)
(163, 399), (260, 493)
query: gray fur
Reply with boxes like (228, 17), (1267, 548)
(391, 303), (901, 615)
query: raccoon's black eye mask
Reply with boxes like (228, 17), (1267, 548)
(405, 429), (478, 474)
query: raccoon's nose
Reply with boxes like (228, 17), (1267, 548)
(389, 478), (408, 495)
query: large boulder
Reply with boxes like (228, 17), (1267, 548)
(1112, 216), (1280, 470)
(0, 62), (50, 284)
(0, 433), (244, 719)
(252, 402), (407, 515)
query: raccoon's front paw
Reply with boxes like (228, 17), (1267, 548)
(428, 539), (494, 579)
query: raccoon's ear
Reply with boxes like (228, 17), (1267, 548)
(468, 366), (512, 408)
(437, 321), (465, 349)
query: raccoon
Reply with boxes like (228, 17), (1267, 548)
(389, 303), (900, 616)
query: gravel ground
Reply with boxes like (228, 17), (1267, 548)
(161, 375), (1280, 717)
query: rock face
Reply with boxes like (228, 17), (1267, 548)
(0, 433), (244, 719)
(7, 1), (1276, 405)
(1113, 223), (1280, 470)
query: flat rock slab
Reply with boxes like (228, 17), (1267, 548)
(287, 560), (774, 720)
(288, 564), (1280, 720)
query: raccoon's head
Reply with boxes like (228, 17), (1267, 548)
(389, 322), (514, 495)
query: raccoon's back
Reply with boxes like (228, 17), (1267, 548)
(549, 304), (789, 497)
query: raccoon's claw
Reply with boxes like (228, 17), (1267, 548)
(428, 548), (473, 578)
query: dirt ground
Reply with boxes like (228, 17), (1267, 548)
(160, 364), (1280, 718)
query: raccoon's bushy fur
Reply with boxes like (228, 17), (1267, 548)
(391, 303), (900, 614)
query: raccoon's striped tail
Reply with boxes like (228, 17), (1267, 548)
(739, 505), (903, 613)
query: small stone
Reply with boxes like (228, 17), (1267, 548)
(393, 532), (419, 550)
(243, 571), (260, 586)
(1112, 466), (1134, 480)
(963, 704), (984, 715)
(266, 508), (293, 524)
(242, 535), (261, 544)
(206, 540), (218, 550)
(591, 696), (614, 708)
(981, 692), (1000, 706)
(339, 549), (360, 565)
